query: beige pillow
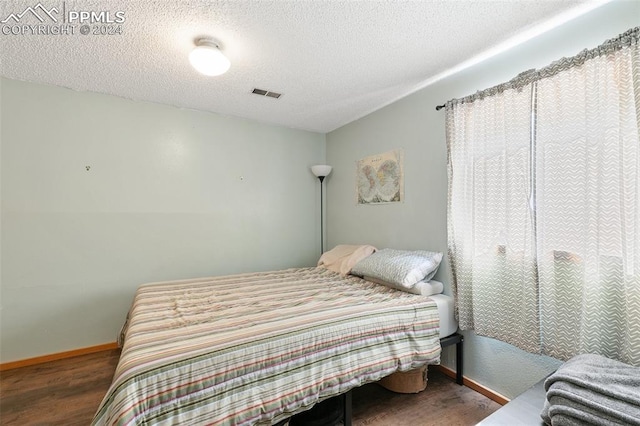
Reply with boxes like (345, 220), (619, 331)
(318, 244), (377, 275)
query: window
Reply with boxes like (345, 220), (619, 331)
(446, 28), (640, 364)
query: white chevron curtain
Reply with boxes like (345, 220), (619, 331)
(447, 27), (640, 364)
(446, 84), (541, 353)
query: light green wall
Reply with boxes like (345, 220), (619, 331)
(326, 0), (639, 398)
(0, 78), (325, 362)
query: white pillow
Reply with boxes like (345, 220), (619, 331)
(364, 276), (444, 296)
(350, 248), (443, 288)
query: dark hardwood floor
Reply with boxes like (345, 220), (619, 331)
(0, 350), (121, 426)
(351, 372), (501, 425)
(0, 349), (500, 425)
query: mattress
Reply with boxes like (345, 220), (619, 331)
(430, 293), (458, 338)
(93, 267), (441, 426)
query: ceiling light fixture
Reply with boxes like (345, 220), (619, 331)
(189, 38), (230, 77)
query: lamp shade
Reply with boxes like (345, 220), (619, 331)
(311, 165), (332, 178)
(189, 39), (230, 76)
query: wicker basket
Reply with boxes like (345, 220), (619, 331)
(378, 366), (428, 393)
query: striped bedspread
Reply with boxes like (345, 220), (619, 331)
(93, 267), (441, 425)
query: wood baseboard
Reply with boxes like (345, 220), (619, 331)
(0, 342), (119, 371)
(433, 364), (510, 406)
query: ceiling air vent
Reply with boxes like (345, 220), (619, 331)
(252, 88), (282, 99)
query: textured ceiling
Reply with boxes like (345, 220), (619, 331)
(1, 0), (592, 133)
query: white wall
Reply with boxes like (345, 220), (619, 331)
(0, 78), (325, 362)
(326, 0), (639, 398)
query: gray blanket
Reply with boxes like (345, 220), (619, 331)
(541, 354), (640, 425)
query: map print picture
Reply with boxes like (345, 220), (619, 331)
(357, 149), (404, 204)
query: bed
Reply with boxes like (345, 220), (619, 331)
(94, 249), (459, 426)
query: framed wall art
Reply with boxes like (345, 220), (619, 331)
(356, 149), (404, 204)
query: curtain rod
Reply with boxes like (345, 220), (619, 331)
(437, 27), (638, 111)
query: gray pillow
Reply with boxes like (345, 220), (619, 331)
(351, 248), (443, 288)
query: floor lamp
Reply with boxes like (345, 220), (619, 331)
(311, 165), (332, 254)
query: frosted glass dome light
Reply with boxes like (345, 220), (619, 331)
(311, 165), (332, 178)
(189, 38), (230, 77)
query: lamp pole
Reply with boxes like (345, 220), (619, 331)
(311, 165), (332, 256)
(318, 175), (325, 254)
